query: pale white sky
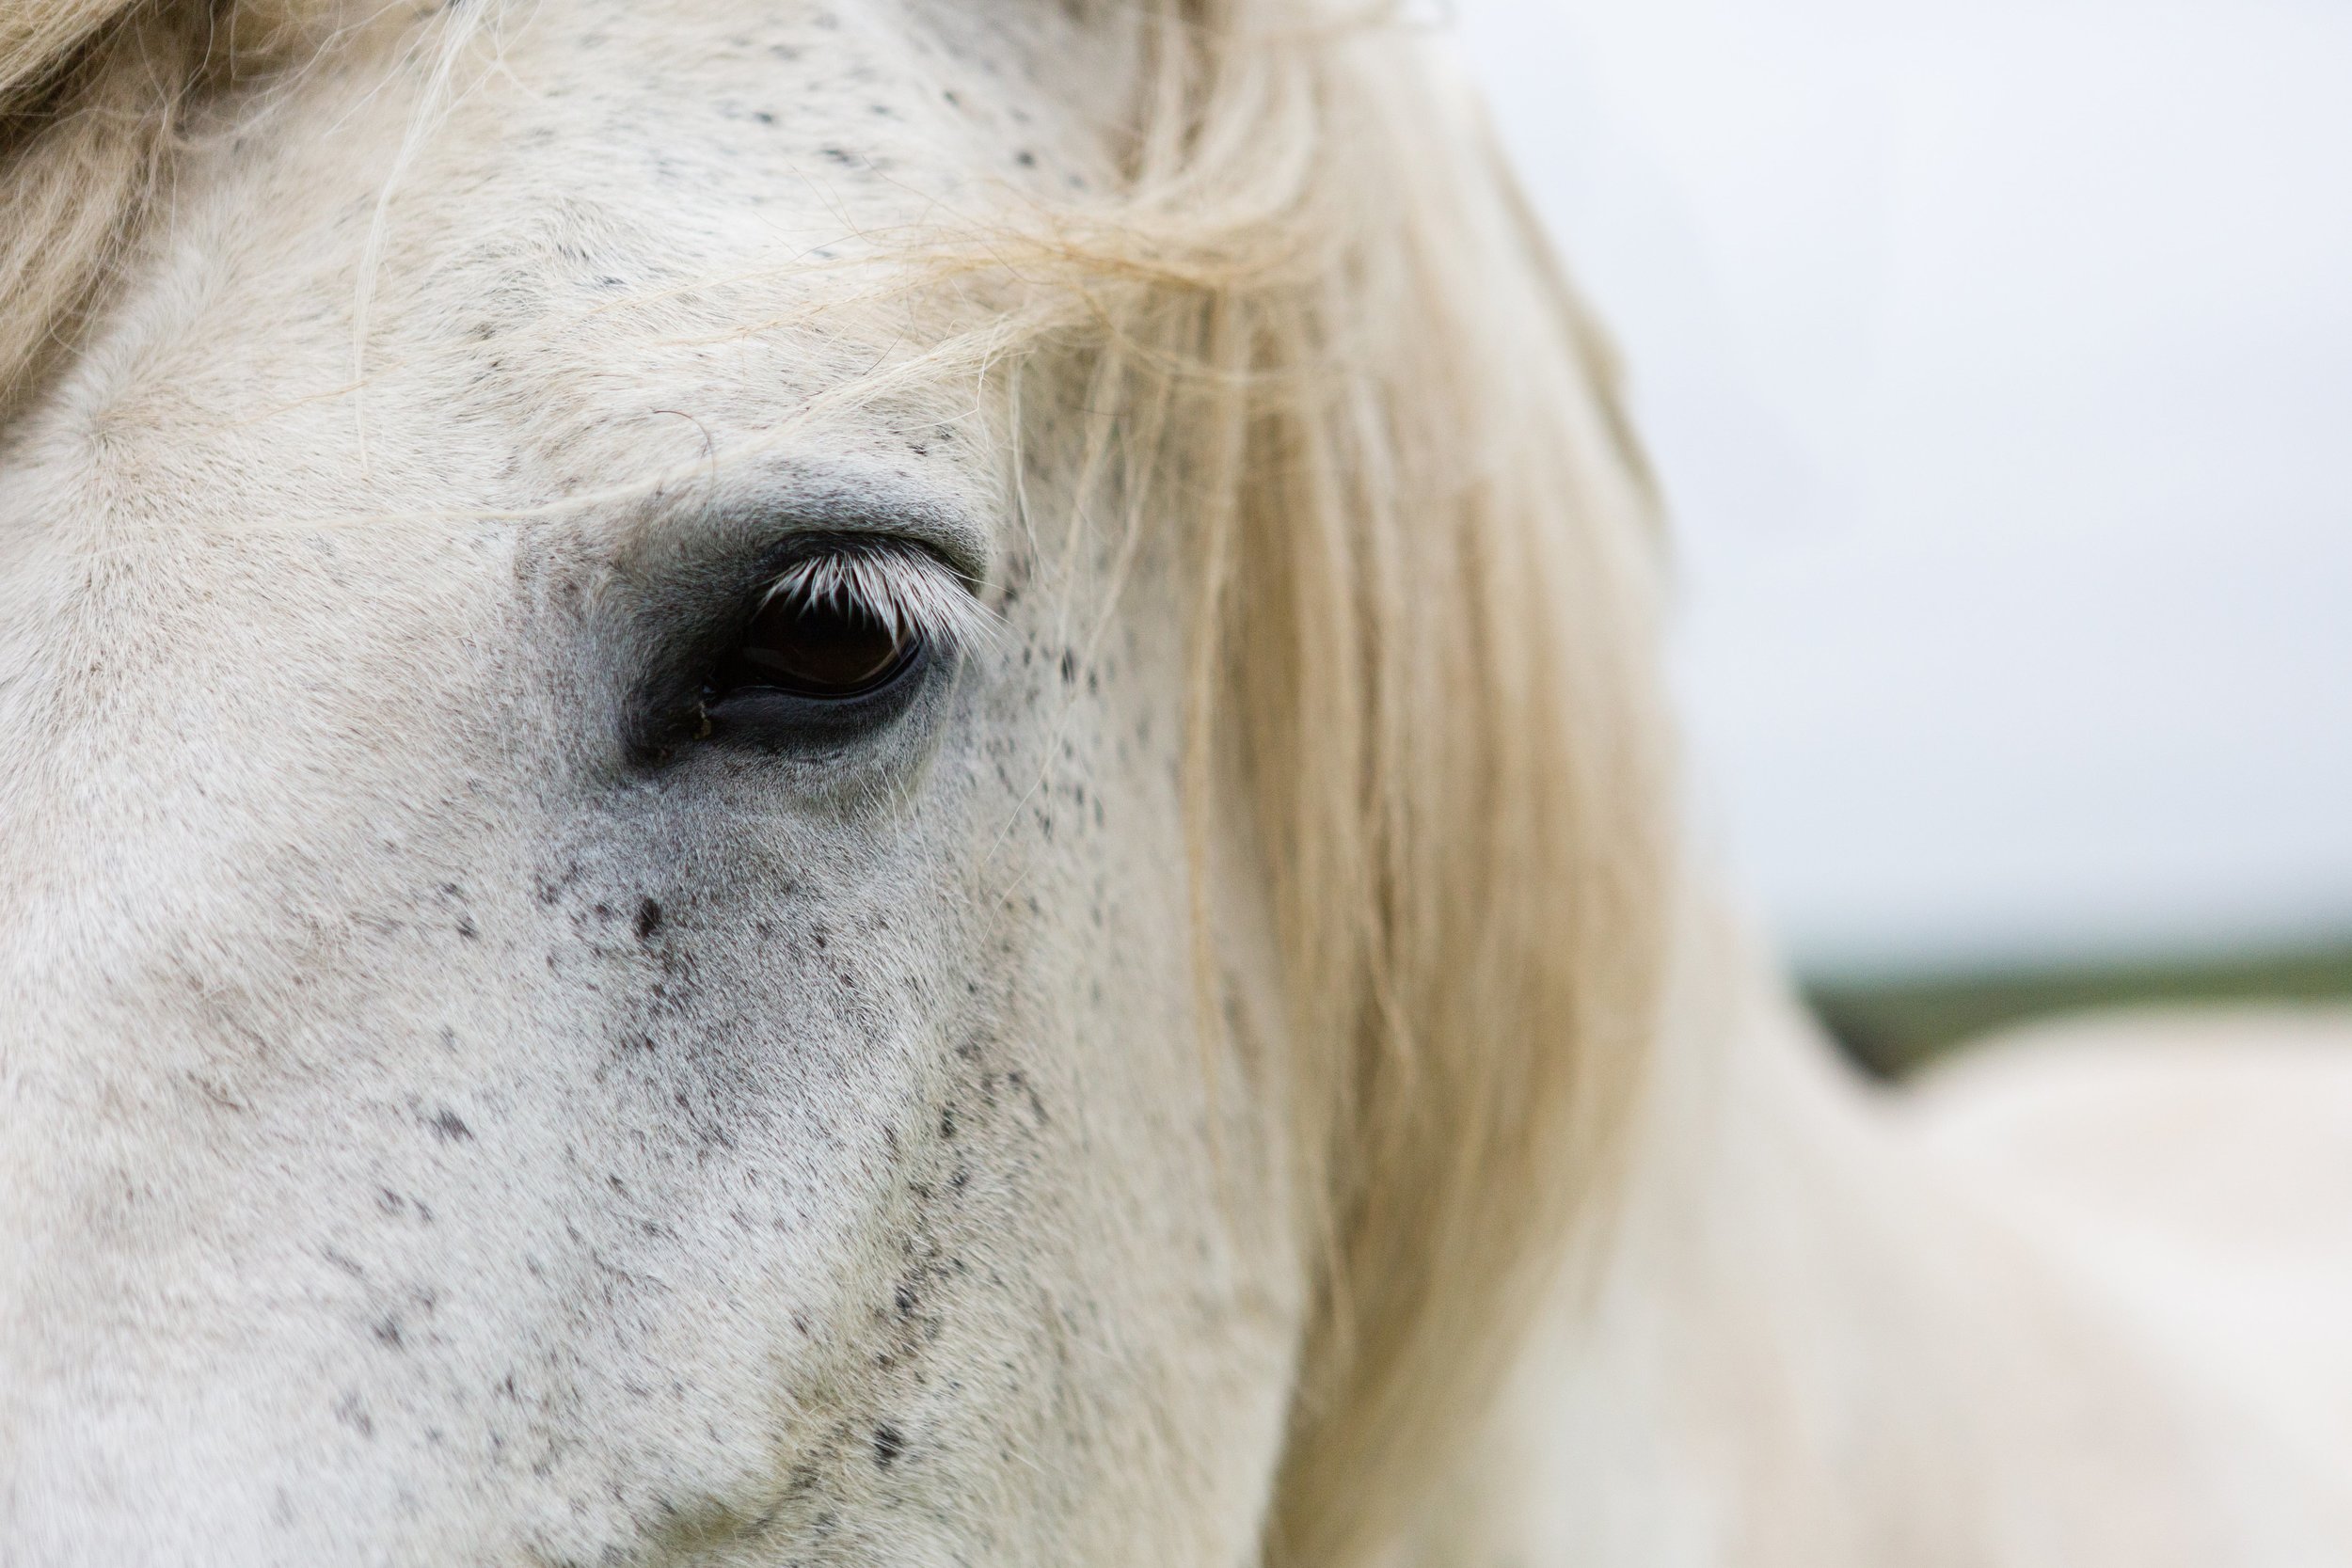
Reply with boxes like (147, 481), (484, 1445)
(1458, 0), (2352, 974)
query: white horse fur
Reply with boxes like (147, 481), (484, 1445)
(2, 1), (2348, 1563)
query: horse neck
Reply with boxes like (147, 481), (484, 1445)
(1413, 911), (2229, 1568)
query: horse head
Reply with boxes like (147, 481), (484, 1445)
(0, 2), (1668, 1560)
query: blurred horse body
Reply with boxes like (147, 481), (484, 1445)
(2, 1), (2348, 1564)
(1453, 971), (2352, 1567)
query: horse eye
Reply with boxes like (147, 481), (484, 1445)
(709, 590), (914, 701)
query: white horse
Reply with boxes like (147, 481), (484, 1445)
(3, 1), (2348, 1563)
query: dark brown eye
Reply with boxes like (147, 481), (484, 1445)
(710, 591), (914, 701)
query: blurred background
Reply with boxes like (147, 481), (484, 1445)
(1457, 0), (2352, 1073)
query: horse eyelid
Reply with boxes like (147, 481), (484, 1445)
(756, 542), (1000, 658)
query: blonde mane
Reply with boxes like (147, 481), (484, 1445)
(0, 4), (1675, 1562)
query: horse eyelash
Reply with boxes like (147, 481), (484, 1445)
(756, 542), (997, 657)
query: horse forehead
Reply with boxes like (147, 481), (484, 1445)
(340, 0), (1117, 352)
(41, 0), (1113, 532)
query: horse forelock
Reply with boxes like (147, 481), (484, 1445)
(1, 2), (1675, 1562)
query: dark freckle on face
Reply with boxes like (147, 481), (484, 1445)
(424, 1108), (472, 1143)
(334, 1392), (374, 1439)
(1005, 1070), (1049, 1126)
(1059, 649), (1079, 684)
(872, 1424), (905, 1466)
(634, 897), (663, 942)
(1015, 149), (1037, 167)
(454, 916), (479, 941)
(754, 110), (775, 124)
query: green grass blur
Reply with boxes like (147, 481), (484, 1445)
(1806, 942), (2352, 1079)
